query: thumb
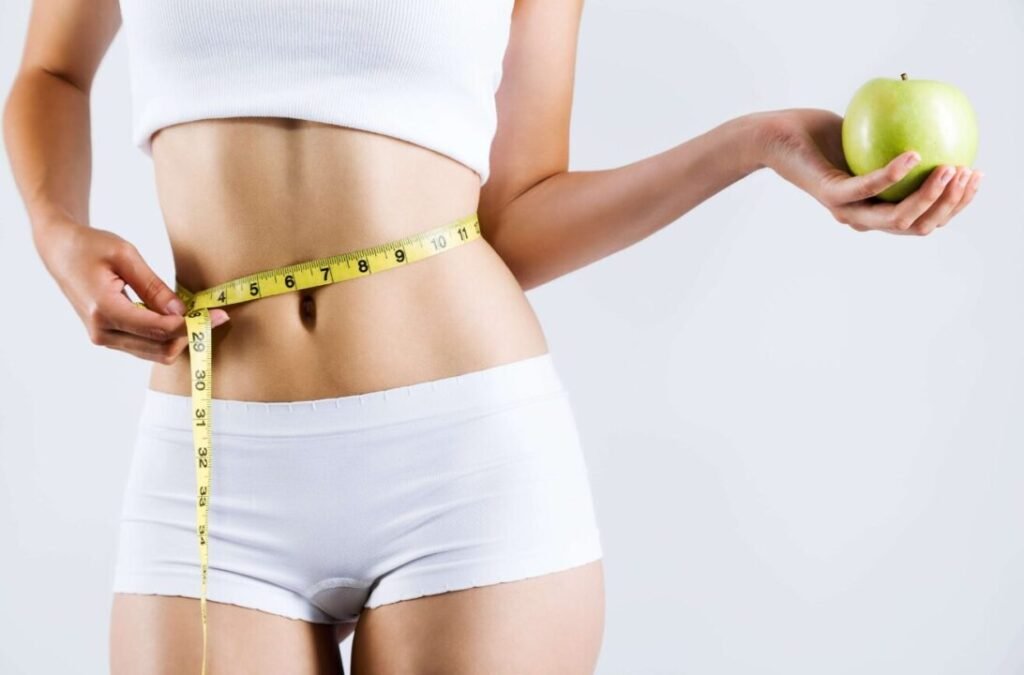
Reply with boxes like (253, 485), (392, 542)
(827, 151), (921, 205)
(112, 242), (187, 316)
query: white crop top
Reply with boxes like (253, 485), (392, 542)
(116, 0), (516, 185)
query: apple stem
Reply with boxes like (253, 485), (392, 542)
(900, 72), (908, 80)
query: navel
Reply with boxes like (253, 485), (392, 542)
(298, 290), (317, 328)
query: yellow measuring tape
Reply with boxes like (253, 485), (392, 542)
(133, 212), (481, 674)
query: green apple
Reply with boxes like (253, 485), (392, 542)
(842, 73), (978, 202)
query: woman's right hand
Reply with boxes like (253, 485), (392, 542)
(36, 219), (230, 364)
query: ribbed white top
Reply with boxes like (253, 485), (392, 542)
(117, 0), (515, 185)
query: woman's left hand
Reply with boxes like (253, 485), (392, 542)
(754, 108), (983, 235)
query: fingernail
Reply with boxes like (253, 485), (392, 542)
(939, 167), (955, 184)
(905, 152), (921, 166)
(212, 312), (230, 327)
(958, 169), (972, 186)
(165, 297), (187, 315)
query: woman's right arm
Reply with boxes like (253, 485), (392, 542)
(3, 0), (227, 364)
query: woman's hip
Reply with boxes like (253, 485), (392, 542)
(114, 351), (603, 619)
(121, 350), (600, 544)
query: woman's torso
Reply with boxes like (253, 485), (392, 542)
(146, 118), (549, 401)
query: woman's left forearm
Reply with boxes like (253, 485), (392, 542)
(482, 113), (771, 291)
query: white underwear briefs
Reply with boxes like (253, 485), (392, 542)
(111, 352), (604, 623)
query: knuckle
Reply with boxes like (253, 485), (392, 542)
(142, 275), (166, 303)
(86, 302), (104, 324)
(821, 189), (844, 210)
(893, 216), (914, 231)
(162, 340), (186, 363)
(861, 182), (882, 201)
(837, 179), (865, 206)
(818, 185), (838, 208)
(111, 239), (137, 262)
(87, 326), (106, 346)
(885, 164), (905, 183)
(914, 220), (935, 235)
(162, 345), (185, 364)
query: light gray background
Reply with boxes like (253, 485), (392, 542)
(2, 0), (1022, 673)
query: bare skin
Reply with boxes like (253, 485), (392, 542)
(3, 0), (983, 672)
(142, 115), (553, 401)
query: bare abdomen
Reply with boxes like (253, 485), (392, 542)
(145, 117), (548, 402)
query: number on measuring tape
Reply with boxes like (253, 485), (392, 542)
(285, 274), (295, 288)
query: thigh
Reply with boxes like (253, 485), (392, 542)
(110, 593), (344, 675)
(349, 559), (605, 675)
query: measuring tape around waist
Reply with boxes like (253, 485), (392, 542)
(132, 211), (481, 674)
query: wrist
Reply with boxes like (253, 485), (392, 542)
(32, 212), (86, 264)
(732, 110), (782, 174)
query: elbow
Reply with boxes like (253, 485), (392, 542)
(508, 260), (541, 292)
(2, 75), (21, 152)
(479, 215), (534, 291)
(3, 70), (44, 149)
(488, 228), (548, 292)
(479, 171), (566, 293)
